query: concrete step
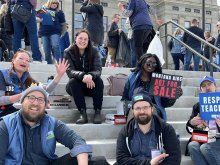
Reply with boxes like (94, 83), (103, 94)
(51, 83), (199, 96)
(67, 95), (121, 108)
(47, 107), (192, 123)
(107, 156), (193, 165)
(20, 71), (220, 87)
(166, 108), (192, 121)
(55, 137), (190, 160)
(50, 95), (198, 109)
(2, 61), (220, 78)
(47, 108), (117, 123)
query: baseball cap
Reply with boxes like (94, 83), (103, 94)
(131, 94), (153, 108)
(199, 76), (216, 87)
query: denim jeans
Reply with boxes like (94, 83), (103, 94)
(12, 10), (42, 61)
(200, 140), (220, 165)
(188, 141), (208, 165)
(184, 47), (201, 71)
(171, 53), (184, 70)
(42, 34), (62, 64)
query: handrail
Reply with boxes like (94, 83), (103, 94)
(158, 20), (220, 76)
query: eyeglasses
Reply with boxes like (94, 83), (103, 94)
(133, 106), (152, 112)
(25, 95), (46, 104)
(145, 61), (158, 67)
(52, 2), (59, 4)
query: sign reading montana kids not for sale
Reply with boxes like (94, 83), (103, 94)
(149, 73), (183, 99)
(199, 92), (220, 120)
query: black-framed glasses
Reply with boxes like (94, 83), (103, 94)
(25, 95), (45, 104)
(145, 61), (157, 67)
(133, 106), (152, 112)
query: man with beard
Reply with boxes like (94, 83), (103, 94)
(0, 86), (92, 165)
(186, 76), (220, 165)
(115, 94), (181, 165)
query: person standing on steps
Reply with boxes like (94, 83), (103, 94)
(80, 0), (104, 47)
(65, 29), (104, 124)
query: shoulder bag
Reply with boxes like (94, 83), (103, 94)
(11, 3), (32, 23)
(107, 73), (128, 96)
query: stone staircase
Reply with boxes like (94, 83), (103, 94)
(2, 62), (220, 165)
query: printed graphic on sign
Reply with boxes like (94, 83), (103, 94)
(149, 73), (183, 99)
(199, 92), (220, 120)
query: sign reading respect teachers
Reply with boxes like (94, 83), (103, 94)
(199, 92), (220, 120)
(149, 73), (183, 99)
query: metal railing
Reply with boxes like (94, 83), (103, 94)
(158, 20), (220, 76)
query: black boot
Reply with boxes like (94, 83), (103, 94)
(76, 109), (88, 124)
(93, 109), (102, 124)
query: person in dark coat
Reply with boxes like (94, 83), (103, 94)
(80, 0), (104, 46)
(115, 93), (181, 165)
(183, 19), (204, 71)
(65, 29), (104, 124)
(106, 14), (121, 64)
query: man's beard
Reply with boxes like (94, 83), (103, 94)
(22, 106), (44, 123)
(135, 114), (152, 125)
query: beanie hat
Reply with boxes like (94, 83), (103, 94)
(20, 86), (48, 104)
(131, 94), (153, 108)
(199, 76), (216, 87)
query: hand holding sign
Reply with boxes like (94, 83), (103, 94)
(199, 92), (220, 120)
(149, 73), (183, 99)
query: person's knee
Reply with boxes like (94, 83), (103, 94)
(66, 78), (81, 95)
(188, 141), (200, 153)
(95, 77), (104, 89)
(200, 143), (209, 155)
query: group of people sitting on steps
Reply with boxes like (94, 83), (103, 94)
(0, 29), (219, 164)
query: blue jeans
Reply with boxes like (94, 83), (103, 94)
(171, 53), (184, 70)
(184, 47), (201, 71)
(12, 10), (42, 61)
(42, 34), (62, 64)
(188, 141), (208, 165)
(200, 140), (220, 165)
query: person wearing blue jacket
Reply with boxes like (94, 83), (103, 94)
(170, 28), (184, 70)
(0, 86), (92, 165)
(122, 53), (182, 121)
(118, 0), (162, 61)
(37, 0), (66, 64)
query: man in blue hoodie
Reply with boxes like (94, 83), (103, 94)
(0, 86), (92, 165)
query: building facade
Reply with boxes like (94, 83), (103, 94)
(37, 0), (219, 68)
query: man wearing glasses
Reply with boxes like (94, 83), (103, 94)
(0, 86), (92, 165)
(115, 94), (181, 165)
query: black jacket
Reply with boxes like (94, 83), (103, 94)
(80, 2), (104, 45)
(64, 46), (102, 81)
(203, 37), (215, 59)
(183, 26), (204, 48)
(116, 115), (181, 165)
(107, 22), (120, 48)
